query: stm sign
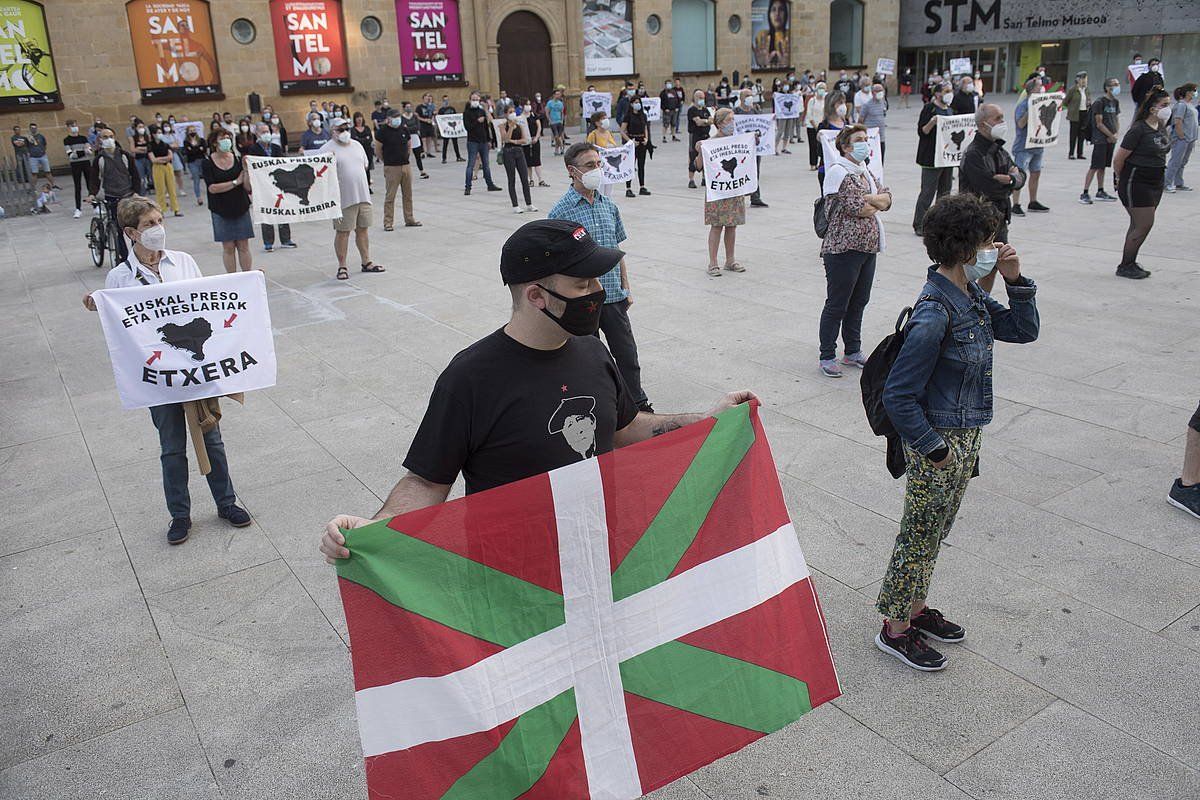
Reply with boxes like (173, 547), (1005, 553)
(923, 0), (1002, 34)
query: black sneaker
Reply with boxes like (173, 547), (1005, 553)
(218, 504), (252, 527)
(910, 607), (965, 643)
(1027, 200), (1049, 212)
(874, 624), (946, 671)
(750, 199), (769, 207)
(688, 179), (697, 189)
(1079, 191), (1093, 205)
(464, 187), (471, 195)
(167, 517), (191, 545)
(1168, 479), (1200, 519)
(639, 187), (651, 196)
(625, 188), (635, 198)
(1011, 204), (1025, 216)
(1115, 263), (1151, 279)
(1095, 189), (1118, 202)
(486, 185), (503, 192)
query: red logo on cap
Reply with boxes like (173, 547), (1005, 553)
(572, 227), (587, 241)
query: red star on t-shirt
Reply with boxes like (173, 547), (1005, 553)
(561, 384), (569, 392)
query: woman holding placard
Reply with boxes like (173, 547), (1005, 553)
(587, 111), (622, 198)
(695, 108), (746, 278)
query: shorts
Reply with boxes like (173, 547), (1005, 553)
(1090, 139), (1114, 169)
(1190, 401), (1200, 433)
(333, 201), (373, 231)
(900, 85), (912, 95)
(27, 155), (50, 173)
(1117, 165), (1164, 209)
(1013, 146), (1043, 174)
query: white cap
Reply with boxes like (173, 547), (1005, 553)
(330, 117), (349, 129)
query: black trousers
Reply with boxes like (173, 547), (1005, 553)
(807, 127), (820, 166)
(70, 161), (88, 210)
(913, 167), (953, 231)
(442, 136), (461, 161)
(625, 142), (648, 188)
(1068, 120), (1087, 158)
(819, 250), (877, 361)
(502, 145), (531, 206)
(750, 155), (763, 203)
(261, 223), (292, 246)
(597, 299), (648, 408)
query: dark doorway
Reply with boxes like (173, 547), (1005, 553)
(497, 11), (553, 103)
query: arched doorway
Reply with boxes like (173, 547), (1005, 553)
(497, 11), (553, 102)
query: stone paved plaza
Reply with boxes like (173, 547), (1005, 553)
(1, 95), (1198, 799)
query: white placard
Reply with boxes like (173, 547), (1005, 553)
(773, 92), (801, 119)
(1127, 63), (1149, 81)
(492, 117), (532, 146)
(949, 57), (973, 76)
(581, 91), (613, 122)
(245, 153), (342, 224)
(174, 120), (205, 147)
(409, 133), (422, 151)
(1024, 92), (1065, 149)
(435, 113), (466, 138)
(699, 133), (758, 201)
(641, 96), (661, 122)
(818, 127), (884, 184)
(734, 114), (776, 156)
(933, 114), (977, 167)
(94, 272), (277, 411)
(598, 141), (636, 184)
(876, 57), (896, 76)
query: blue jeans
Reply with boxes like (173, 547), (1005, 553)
(465, 140), (495, 189)
(135, 156), (152, 188)
(187, 160), (204, 198)
(27, 154), (50, 175)
(149, 403), (236, 519)
(819, 250), (877, 361)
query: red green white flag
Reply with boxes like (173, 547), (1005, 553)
(336, 402), (840, 799)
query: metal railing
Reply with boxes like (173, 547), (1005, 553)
(0, 155), (36, 217)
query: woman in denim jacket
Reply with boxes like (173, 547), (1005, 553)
(875, 194), (1040, 672)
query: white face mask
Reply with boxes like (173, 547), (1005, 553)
(69, 125), (79, 134)
(873, 91), (884, 99)
(137, 224), (166, 252)
(941, 92), (954, 104)
(989, 121), (1008, 140)
(388, 117), (402, 127)
(335, 130), (352, 143)
(835, 103), (847, 117)
(310, 120), (322, 130)
(271, 117), (280, 125)
(1156, 106), (1173, 122)
(100, 137), (116, 150)
(576, 165), (603, 191)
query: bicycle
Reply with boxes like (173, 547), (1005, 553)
(86, 199), (122, 268)
(0, 36), (56, 97)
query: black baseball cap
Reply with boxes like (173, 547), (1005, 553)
(500, 219), (624, 284)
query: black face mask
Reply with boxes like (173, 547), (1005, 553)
(537, 283), (606, 335)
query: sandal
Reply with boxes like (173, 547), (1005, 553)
(336, 266), (349, 280)
(361, 262), (386, 273)
(723, 261), (746, 273)
(707, 264), (722, 277)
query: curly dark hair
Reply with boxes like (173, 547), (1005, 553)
(1135, 87), (1170, 122)
(921, 194), (1003, 267)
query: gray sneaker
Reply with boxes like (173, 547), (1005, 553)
(1079, 191), (1093, 205)
(1177, 184), (1194, 191)
(818, 359), (844, 378)
(1169, 479), (1200, 519)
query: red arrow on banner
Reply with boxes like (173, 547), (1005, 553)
(275, 193), (284, 208)
(316, 165), (328, 177)
(146, 350), (162, 365)
(224, 313), (237, 328)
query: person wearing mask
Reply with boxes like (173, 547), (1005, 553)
(235, 119), (256, 155)
(1112, 88), (1172, 279)
(1064, 72), (1091, 160)
(494, 90), (514, 117)
(82, 196), (252, 545)
(463, 90), (501, 195)
(416, 92), (437, 157)
(672, 79), (687, 138)
(377, 108), (422, 231)
(771, 81), (795, 155)
(716, 76), (732, 108)
(319, 217), (757, 567)
(1009, 78), (1050, 216)
(620, 96), (652, 197)
(128, 118), (153, 191)
(550, 143), (653, 413)
(398, 102), (428, 180)
(523, 99), (550, 188)
(497, 104), (538, 214)
(686, 90), (713, 189)
(320, 117), (385, 279)
(695, 108), (747, 277)
(660, 79), (681, 143)
(63, 119), (91, 219)
(733, 90), (768, 208)
(818, 124), (890, 378)
(163, 122), (187, 200)
(804, 82), (828, 169)
(85, 128), (143, 263)
(438, 95), (464, 162)
(182, 129), (207, 206)
(615, 81), (635, 126)
(350, 111), (375, 192)
(950, 75), (979, 116)
(1131, 58), (1165, 106)
(371, 98), (390, 130)
(1030, 65), (1051, 92)
(857, 82), (889, 162)
(852, 77), (872, 121)
(148, 122), (183, 217)
(816, 91), (848, 191)
(876, 193), (1039, 671)
(1164, 83), (1197, 193)
(899, 68), (914, 108)
(547, 88), (566, 155)
(10, 123), (30, 183)
(1082, 78), (1122, 204)
(201, 129), (254, 274)
(834, 71), (855, 100)
(958, 103), (1024, 293)
(271, 113), (288, 151)
(300, 113), (330, 154)
(21, 121), (51, 186)
(913, 81), (955, 235)
(585, 110), (622, 198)
(246, 123), (297, 252)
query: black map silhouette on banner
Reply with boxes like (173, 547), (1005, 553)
(604, 153), (624, 170)
(1036, 102), (1058, 137)
(271, 164), (317, 205)
(720, 158), (739, 179)
(158, 318), (213, 361)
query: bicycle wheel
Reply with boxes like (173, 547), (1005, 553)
(106, 220), (124, 265)
(88, 216), (105, 267)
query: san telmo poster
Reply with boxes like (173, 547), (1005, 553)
(0, 1), (62, 109)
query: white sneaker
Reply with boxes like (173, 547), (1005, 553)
(73, 208), (82, 218)
(525, 204), (538, 213)
(513, 206), (524, 214)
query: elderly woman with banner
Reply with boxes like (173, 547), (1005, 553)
(696, 108), (757, 277)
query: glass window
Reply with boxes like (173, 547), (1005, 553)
(647, 14), (662, 35)
(672, 0), (716, 73)
(829, 0), (863, 69)
(230, 18), (256, 45)
(361, 15), (383, 41)
(728, 14), (741, 34)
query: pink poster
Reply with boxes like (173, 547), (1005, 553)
(396, 0), (464, 86)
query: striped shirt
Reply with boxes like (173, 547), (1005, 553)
(548, 186), (628, 303)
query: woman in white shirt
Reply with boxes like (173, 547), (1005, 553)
(83, 195), (251, 545)
(805, 83), (828, 171)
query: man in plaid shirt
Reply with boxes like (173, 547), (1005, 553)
(549, 142), (652, 412)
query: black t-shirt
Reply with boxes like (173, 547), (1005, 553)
(183, 137), (207, 162)
(916, 102), (949, 167)
(1090, 96), (1120, 142)
(625, 111), (647, 138)
(201, 156), (249, 218)
(149, 137), (172, 158)
(464, 105), (490, 143)
(376, 124), (411, 165)
(1120, 120), (1171, 169)
(687, 105), (711, 140)
(403, 329), (639, 495)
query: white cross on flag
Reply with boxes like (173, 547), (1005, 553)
(336, 402), (840, 799)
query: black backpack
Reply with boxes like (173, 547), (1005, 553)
(813, 195), (829, 238)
